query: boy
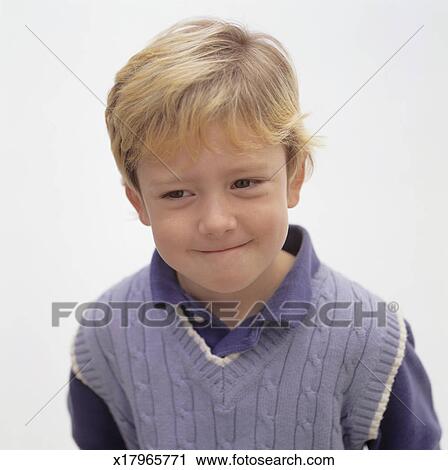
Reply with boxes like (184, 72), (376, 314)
(68, 17), (441, 449)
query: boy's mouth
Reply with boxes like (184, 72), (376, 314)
(198, 240), (252, 254)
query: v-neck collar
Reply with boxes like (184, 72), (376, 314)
(165, 303), (298, 407)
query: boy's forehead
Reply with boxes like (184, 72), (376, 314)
(141, 142), (284, 185)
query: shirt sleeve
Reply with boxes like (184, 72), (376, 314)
(67, 369), (127, 450)
(366, 319), (442, 449)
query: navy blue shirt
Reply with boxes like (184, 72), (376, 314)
(68, 225), (442, 449)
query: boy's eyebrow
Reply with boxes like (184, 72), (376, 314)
(150, 162), (272, 186)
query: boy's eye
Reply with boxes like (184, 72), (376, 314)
(162, 190), (185, 200)
(233, 179), (259, 189)
(160, 179), (264, 200)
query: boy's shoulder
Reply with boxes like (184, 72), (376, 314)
(311, 261), (408, 359)
(70, 264), (152, 375)
(94, 263), (152, 303)
(316, 261), (392, 316)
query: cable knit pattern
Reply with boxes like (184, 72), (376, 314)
(71, 255), (406, 450)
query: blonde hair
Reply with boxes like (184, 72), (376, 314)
(105, 17), (323, 194)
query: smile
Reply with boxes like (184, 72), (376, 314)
(198, 240), (252, 254)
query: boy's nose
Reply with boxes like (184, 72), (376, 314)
(197, 201), (238, 238)
(198, 214), (238, 238)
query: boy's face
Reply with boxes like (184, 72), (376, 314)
(126, 124), (304, 295)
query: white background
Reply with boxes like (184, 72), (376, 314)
(1, 0), (447, 450)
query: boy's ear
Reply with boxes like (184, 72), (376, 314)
(287, 160), (306, 209)
(125, 185), (151, 226)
